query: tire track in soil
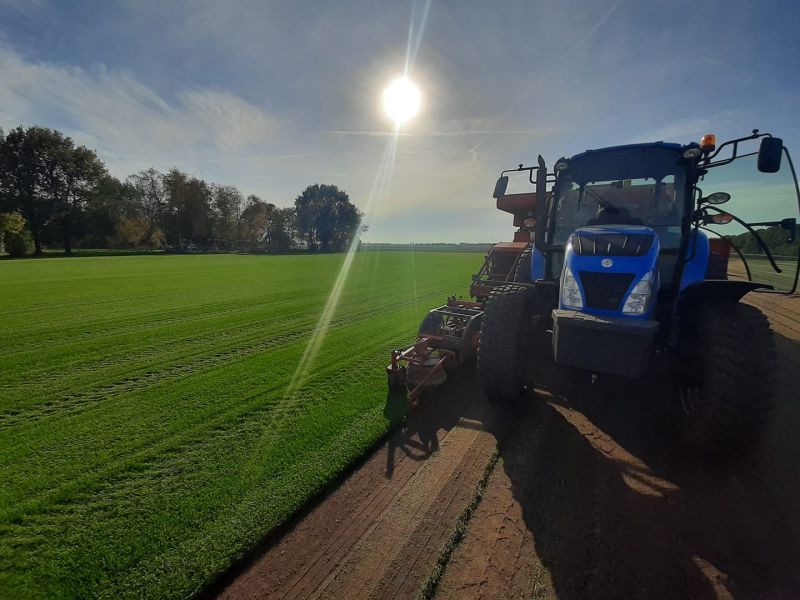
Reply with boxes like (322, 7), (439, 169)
(208, 373), (509, 600)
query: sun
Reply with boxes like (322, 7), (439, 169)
(383, 76), (421, 127)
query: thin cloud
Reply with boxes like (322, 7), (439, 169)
(326, 128), (556, 137)
(196, 151), (365, 164)
(625, 111), (744, 145)
(0, 46), (273, 171)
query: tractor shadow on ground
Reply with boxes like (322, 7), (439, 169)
(487, 336), (800, 599)
(383, 367), (489, 479)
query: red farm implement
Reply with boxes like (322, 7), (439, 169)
(387, 188), (544, 405)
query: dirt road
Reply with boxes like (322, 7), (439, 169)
(210, 294), (800, 599)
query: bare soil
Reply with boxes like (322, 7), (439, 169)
(211, 294), (800, 600)
(210, 371), (508, 600)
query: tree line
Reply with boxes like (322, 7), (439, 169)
(0, 126), (362, 256)
(726, 224), (799, 257)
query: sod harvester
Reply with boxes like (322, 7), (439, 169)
(386, 181), (540, 405)
(388, 131), (800, 452)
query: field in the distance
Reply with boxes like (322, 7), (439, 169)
(0, 251), (480, 599)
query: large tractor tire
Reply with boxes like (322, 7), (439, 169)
(513, 244), (532, 283)
(477, 284), (530, 403)
(676, 301), (775, 454)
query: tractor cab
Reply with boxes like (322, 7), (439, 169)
(546, 143), (688, 318)
(498, 133), (800, 379)
(545, 135), (798, 293)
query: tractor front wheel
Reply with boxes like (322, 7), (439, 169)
(513, 244), (532, 283)
(477, 284), (530, 403)
(675, 301), (775, 454)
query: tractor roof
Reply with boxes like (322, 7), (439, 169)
(570, 141), (683, 161)
(565, 142), (684, 183)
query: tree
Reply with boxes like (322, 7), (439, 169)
(49, 144), (108, 254)
(0, 211), (32, 256)
(128, 168), (168, 245)
(116, 215), (150, 247)
(271, 207), (297, 251)
(162, 168), (213, 248)
(212, 184), (243, 246)
(84, 175), (140, 247)
(239, 195), (296, 252)
(240, 195), (272, 249)
(294, 184), (361, 252)
(0, 127), (53, 254)
(0, 126), (106, 254)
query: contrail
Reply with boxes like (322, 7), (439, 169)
(470, 0), (622, 155)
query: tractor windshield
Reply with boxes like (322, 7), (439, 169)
(551, 146), (687, 249)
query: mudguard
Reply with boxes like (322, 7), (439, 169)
(677, 280), (773, 306)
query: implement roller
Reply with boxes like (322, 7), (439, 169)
(386, 296), (483, 406)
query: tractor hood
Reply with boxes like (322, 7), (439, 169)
(560, 225), (660, 318)
(570, 225), (657, 257)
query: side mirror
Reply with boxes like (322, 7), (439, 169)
(758, 137), (783, 173)
(702, 191), (731, 205)
(704, 212), (734, 225)
(493, 175), (509, 198)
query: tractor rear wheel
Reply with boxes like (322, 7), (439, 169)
(477, 284), (530, 403)
(676, 301), (775, 454)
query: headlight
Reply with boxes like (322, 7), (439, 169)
(561, 266), (583, 309)
(622, 272), (655, 315)
(682, 146), (702, 159)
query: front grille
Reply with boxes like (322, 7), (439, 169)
(572, 233), (653, 257)
(578, 272), (635, 311)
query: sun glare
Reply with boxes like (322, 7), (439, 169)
(383, 76), (421, 126)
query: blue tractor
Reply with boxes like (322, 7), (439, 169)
(476, 130), (800, 452)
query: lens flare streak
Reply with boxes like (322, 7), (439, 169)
(404, 0), (432, 76)
(285, 135), (399, 396)
(285, 1), (429, 396)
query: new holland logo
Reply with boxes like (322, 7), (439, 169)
(601, 258), (614, 268)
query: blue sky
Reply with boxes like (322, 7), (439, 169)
(1, 0), (799, 242)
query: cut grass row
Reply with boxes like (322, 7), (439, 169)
(0, 251), (480, 599)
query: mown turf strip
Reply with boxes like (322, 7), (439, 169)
(0, 251), (480, 599)
(415, 449), (501, 600)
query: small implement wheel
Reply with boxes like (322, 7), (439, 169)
(407, 358), (448, 389)
(477, 284), (530, 403)
(387, 365), (407, 389)
(676, 301), (775, 454)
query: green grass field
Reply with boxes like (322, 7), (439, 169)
(729, 256), (799, 290)
(0, 251), (479, 599)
